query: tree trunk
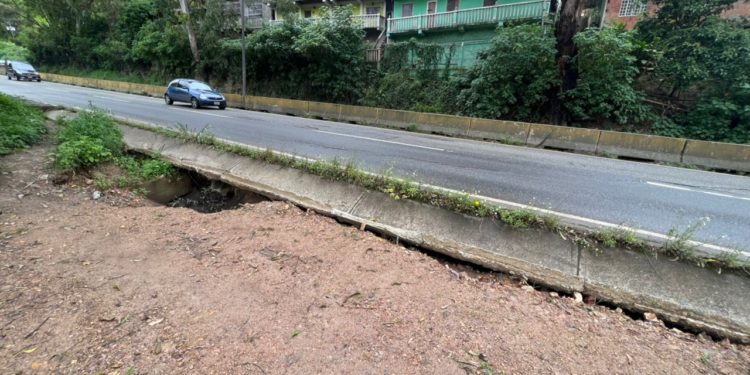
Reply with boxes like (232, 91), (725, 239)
(551, 0), (586, 125)
(178, 0), (200, 66)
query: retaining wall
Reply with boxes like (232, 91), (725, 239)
(42, 73), (750, 172)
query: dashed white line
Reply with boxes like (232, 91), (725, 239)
(174, 108), (231, 118)
(94, 95), (129, 103)
(316, 130), (445, 151)
(646, 181), (750, 202)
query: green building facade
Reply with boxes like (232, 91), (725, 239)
(386, 0), (552, 68)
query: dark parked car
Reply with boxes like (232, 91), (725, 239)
(164, 79), (226, 109)
(6, 61), (41, 82)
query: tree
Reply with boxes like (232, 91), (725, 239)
(636, 0), (750, 143)
(552, 0), (594, 124)
(178, 0), (200, 66)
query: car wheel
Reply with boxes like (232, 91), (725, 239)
(191, 97), (200, 109)
(219, 103), (227, 110)
(164, 94), (173, 105)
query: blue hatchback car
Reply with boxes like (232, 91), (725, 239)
(164, 79), (227, 109)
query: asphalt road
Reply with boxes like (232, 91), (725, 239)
(2, 79), (750, 249)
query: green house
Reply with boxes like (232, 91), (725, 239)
(386, 0), (552, 67)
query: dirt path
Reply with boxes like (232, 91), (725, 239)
(1, 137), (748, 374)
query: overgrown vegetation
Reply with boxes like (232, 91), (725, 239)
(54, 109), (175, 190)
(3, 0), (749, 143)
(364, 38), (455, 113)
(455, 25), (559, 122)
(0, 93), (46, 155)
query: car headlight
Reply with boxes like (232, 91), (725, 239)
(199, 94), (208, 100)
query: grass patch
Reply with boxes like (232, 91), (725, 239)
(120, 119), (750, 273)
(110, 155), (176, 189)
(0, 94), (47, 155)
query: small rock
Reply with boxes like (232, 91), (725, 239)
(17, 194), (24, 199)
(85, 179), (93, 185)
(92, 191), (102, 200)
(644, 312), (658, 322)
(615, 307), (623, 314)
(697, 332), (712, 342)
(521, 285), (534, 293)
(549, 292), (559, 298)
(573, 292), (583, 303)
(670, 328), (683, 334)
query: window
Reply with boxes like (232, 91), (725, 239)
(483, 0), (496, 6)
(446, 0), (459, 12)
(366, 7), (380, 15)
(402, 3), (413, 17)
(304, 10), (312, 18)
(619, 0), (647, 17)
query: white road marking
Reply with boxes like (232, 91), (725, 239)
(647, 181), (750, 202)
(174, 108), (231, 118)
(94, 95), (129, 103)
(430, 186), (750, 258)
(316, 130), (445, 151)
(215, 137), (748, 257)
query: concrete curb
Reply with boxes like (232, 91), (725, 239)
(41, 73), (750, 173)
(116, 124), (750, 343)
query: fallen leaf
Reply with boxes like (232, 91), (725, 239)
(23, 347), (37, 354)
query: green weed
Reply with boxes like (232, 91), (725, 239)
(93, 177), (112, 191)
(0, 94), (47, 155)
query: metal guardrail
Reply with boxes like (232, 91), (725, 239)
(388, 0), (551, 34)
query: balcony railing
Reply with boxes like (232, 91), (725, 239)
(353, 14), (386, 29)
(388, 0), (551, 34)
(266, 14), (385, 29)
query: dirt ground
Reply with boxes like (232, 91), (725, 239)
(1, 135), (749, 375)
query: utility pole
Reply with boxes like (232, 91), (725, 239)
(240, 0), (247, 109)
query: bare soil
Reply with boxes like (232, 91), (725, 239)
(1, 135), (749, 374)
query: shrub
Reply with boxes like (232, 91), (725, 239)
(55, 136), (113, 171)
(0, 94), (46, 155)
(55, 109), (123, 171)
(563, 27), (651, 125)
(455, 25), (559, 122)
(58, 110), (124, 156)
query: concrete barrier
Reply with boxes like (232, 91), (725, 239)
(597, 131), (686, 163)
(40, 73), (750, 173)
(468, 118), (530, 144)
(118, 123), (750, 342)
(338, 104), (380, 125)
(307, 101), (341, 120)
(527, 124), (601, 153)
(224, 93), (244, 108)
(378, 109), (471, 137)
(253, 96), (308, 116)
(580, 247), (750, 340)
(682, 140), (750, 172)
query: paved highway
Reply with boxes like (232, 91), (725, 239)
(2, 79), (749, 249)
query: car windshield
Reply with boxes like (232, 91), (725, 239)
(13, 62), (34, 71)
(187, 81), (213, 91)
